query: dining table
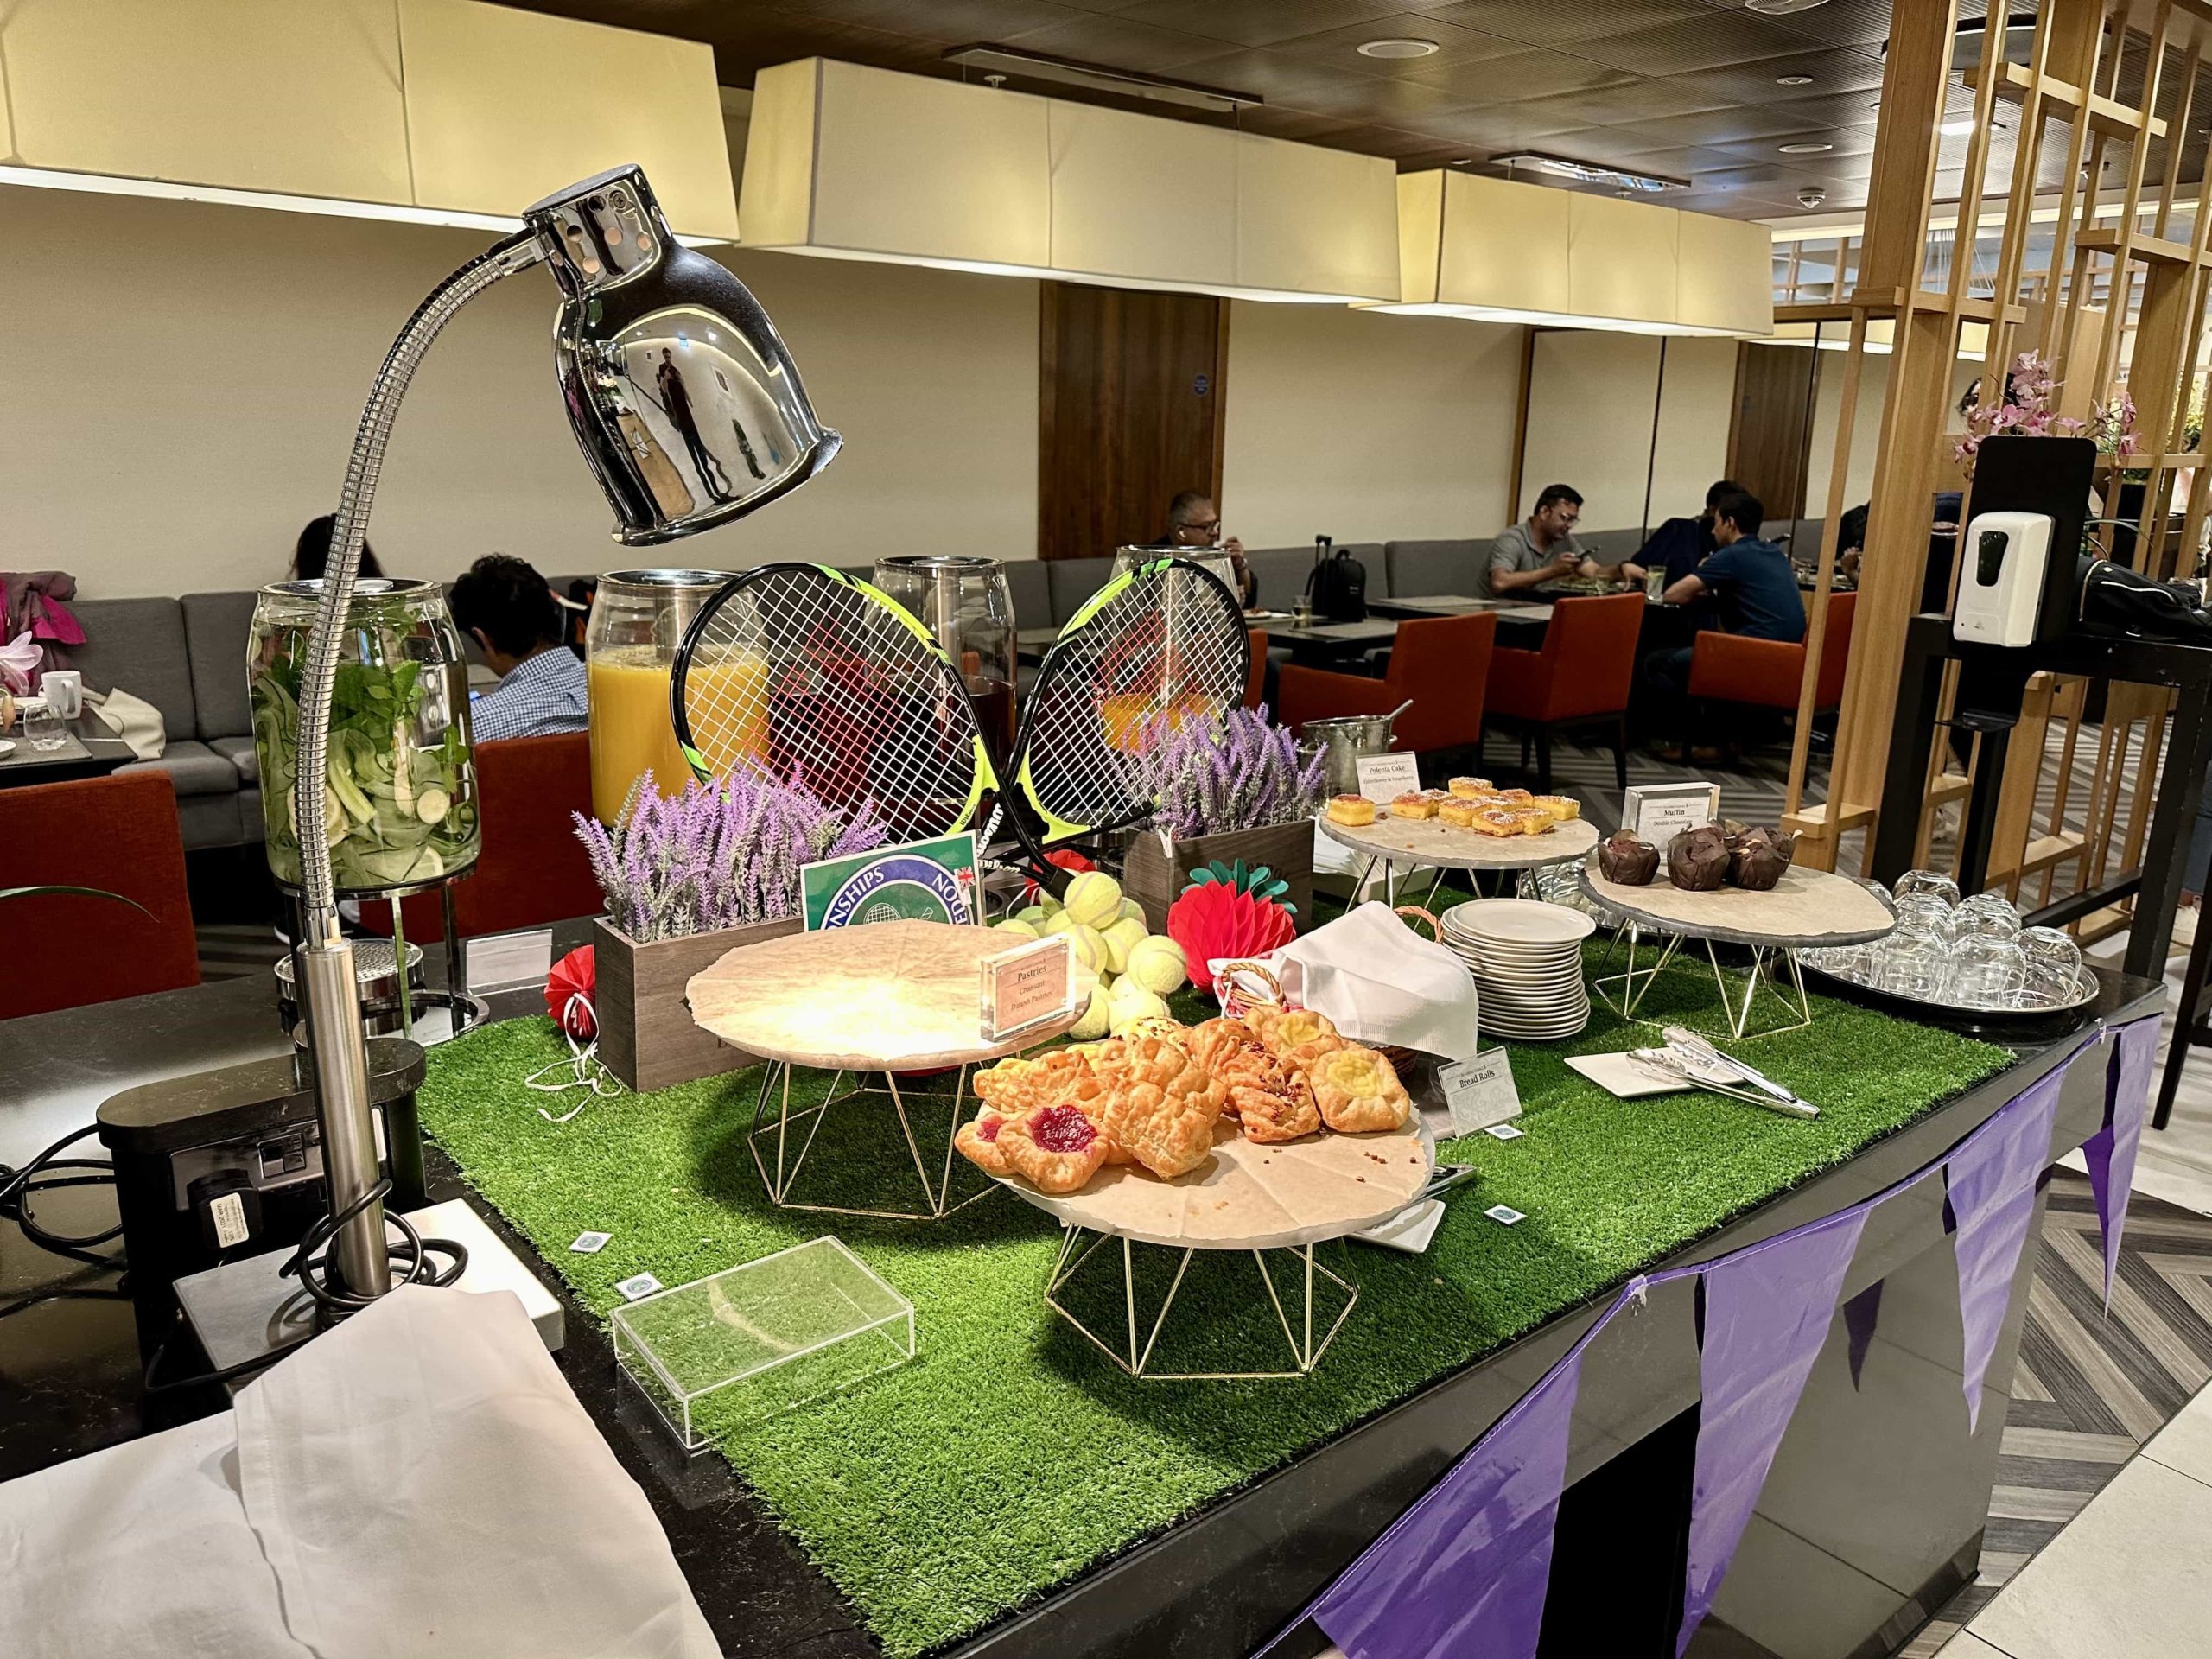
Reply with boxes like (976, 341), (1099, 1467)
(0, 708), (137, 790)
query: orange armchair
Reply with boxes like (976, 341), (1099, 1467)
(1688, 591), (1856, 720)
(1276, 613), (1497, 759)
(1243, 627), (1267, 711)
(362, 731), (602, 943)
(1, 772), (200, 1018)
(1484, 592), (1643, 793)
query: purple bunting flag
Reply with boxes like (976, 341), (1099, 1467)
(1677, 1209), (1869, 1656)
(1307, 1345), (1584, 1659)
(2082, 1015), (2160, 1311)
(1948, 1066), (2063, 1433)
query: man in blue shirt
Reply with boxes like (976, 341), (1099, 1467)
(1641, 489), (1805, 728)
(1634, 479), (1745, 588)
(449, 555), (588, 743)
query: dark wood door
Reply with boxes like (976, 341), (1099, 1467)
(1725, 342), (1818, 524)
(1038, 282), (1227, 562)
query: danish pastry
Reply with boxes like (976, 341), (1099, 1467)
(1390, 791), (1436, 820)
(995, 1103), (1114, 1193)
(1311, 1045), (1413, 1133)
(953, 1110), (1014, 1176)
(1187, 1018), (1321, 1142)
(1325, 794), (1378, 827)
(1092, 1029), (1227, 1179)
(1244, 1005), (1340, 1060)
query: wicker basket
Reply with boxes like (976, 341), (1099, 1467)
(1217, 906), (1438, 1071)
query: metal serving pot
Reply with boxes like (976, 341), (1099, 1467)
(1297, 702), (1411, 796)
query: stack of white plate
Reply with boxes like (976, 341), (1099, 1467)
(1440, 898), (1595, 1041)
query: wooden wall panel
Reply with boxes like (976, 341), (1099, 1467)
(1726, 343), (1818, 521)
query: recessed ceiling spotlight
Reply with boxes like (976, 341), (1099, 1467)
(1358, 37), (1440, 58)
(1778, 141), (1834, 154)
(1777, 74), (1815, 86)
(1450, 156), (1474, 165)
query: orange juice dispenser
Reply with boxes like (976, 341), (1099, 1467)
(585, 569), (735, 822)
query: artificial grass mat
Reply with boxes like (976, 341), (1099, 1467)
(414, 956), (2010, 1658)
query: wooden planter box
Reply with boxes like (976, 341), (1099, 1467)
(594, 914), (802, 1094)
(1121, 821), (1315, 935)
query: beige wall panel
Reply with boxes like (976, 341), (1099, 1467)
(1649, 336), (1739, 522)
(753, 60), (1052, 269)
(1221, 301), (1523, 547)
(1805, 349), (1891, 519)
(1436, 173), (1571, 315)
(0, 0), (409, 201)
(1049, 102), (1235, 288)
(0, 188), (1037, 599)
(1522, 331), (1664, 532)
(399, 0), (737, 238)
(1676, 212), (1774, 336)
(1569, 194), (1679, 327)
(1236, 133), (1397, 302)
(1395, 172), (1445, 307)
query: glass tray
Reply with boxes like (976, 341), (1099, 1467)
(611, 1236), (915, 1452)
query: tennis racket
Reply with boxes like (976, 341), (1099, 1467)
(1011, 556), (1249, 844)
(671, 563), (1044, 864)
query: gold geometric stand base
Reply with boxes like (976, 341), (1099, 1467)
(1592, 925), (1814, 1041)
(1043, 1225), (1358, 1381)
(748, 1060), (992, 1222)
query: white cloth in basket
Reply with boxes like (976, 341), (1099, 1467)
(1221, 900), (1478, 1062)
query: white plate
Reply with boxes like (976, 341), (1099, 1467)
(1440, 899), (1597, 946)
(0, 740), (14, 756)
(1566, 1052), (1691, 1098)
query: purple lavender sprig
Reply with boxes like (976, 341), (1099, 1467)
(1137, 704), (1325, 839)
(572, 768), (890, 941)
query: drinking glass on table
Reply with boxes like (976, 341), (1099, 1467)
(23, 703), (67, 751)
(1291, 596), (1316, 628)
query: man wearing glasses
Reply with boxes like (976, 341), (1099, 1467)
(1160, 489), (1256, 607)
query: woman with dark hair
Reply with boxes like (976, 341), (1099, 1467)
(292, 514), (384, 582)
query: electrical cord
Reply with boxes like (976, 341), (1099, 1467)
(0, 1122), (123, 1268)
(143, 1178), (468, 1395)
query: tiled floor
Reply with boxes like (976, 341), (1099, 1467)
(1933, 1381), (2212, 1659)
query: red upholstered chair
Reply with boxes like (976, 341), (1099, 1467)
(1687, 592), (1857, 736)
(1242, 628), (1267, 710)
(0, 772), (200, 1018)
(1484, 592), (1643, 794)
(361, 731), (601, 942)
(1276, 613), (1497, 758)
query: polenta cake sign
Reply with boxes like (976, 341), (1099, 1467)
(802, 833), (979, 931)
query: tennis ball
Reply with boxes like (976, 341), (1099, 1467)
(1062, 871), (1124, 929)
(1068, 984), (1112, 1039)
(992, 918), (1040, 941)
(1013, 905), (1050, 928)
(1123, 936), (1188, 996)
(1109, 986), (1172, 1033)
(1065, 925), (1109, 976)
(1102, 916), (1148, 975)
(1116, 897), (1147, 925)
(1037, 909), (1078, 938)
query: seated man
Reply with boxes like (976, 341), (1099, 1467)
(1635, 479), (1744, 588)
(449, 555), (588, 742)
(1642, 488), (1805, 719)
(1487, 484), (1644, 597)
(1159, 489), (1255, 607)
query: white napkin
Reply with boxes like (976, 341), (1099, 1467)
(1230, 900), (1479, 1061)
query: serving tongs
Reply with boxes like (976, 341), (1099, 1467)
(1627, 1026), (1819, 1120)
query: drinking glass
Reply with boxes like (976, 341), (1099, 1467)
(1894, 893), (1956, 944)
(1947, 936), (2029, 1008)
(1894, 868), (1961, 907)
(1953, 891), (2023, 941)
(1877, 930), (1949, 998)
(23, 704), (66, 752)
(2018, 925), (2084, 1007)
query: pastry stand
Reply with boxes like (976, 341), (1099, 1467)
(687, 921), (1083, 1222)
(1579, 864), (1897, 1040)
(1000, 1117), (1432, 1381)
(1318, 810), (1598, 907)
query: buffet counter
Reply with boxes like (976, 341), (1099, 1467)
(0, 956), (2160, 1659)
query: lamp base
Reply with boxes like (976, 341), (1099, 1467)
(174, 1199), (563, 1393)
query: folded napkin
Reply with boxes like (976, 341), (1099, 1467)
(1227, 900), (1479, 1062)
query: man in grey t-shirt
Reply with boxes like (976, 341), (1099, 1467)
(1483, 482), (1646, 597)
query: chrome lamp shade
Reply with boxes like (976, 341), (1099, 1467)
(290, 164), (837, 1306)
(529, 168), (841, 544)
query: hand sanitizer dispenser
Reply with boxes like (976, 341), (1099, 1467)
(1953, 511), (2056, 647)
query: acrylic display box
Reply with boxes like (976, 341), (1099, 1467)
(610, 1236), (915, 1452)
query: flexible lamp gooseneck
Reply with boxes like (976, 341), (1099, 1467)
(296, 166), (840, 1300)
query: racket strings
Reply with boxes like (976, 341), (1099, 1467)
(680, 569), (983, 842)
(1019, 565), (1247, 831)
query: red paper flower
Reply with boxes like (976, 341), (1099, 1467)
(1165, 882), (1296, 992)
(546, 945), (596, 1040)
